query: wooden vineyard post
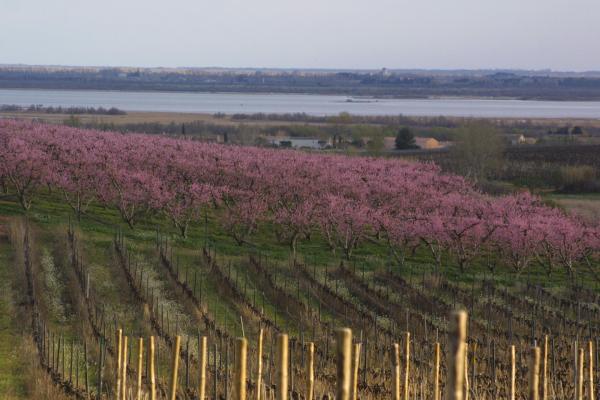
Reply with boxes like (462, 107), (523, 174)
(578, 348), (584, 400)
(235, 337), (248, 400)
(510, 345), (516, 400)
(256, 329), (264, 400)
(185, 338), (190, 390)
(276, 334), (289, 400)
(542, 335), (548, 400)
(471, 343), (477, 396)
(464, 343), (469, 400)
(404, 332), (410, 400)
(529, 346), (541, 400)
(98, 337), (105, 396)
(199, 336), (207, 400)
(336, 328), (352, 400)
(122, 336), (128, 400)
(213, 343), (218, 400)
(84, 340), (89, 394)
(434, 342), (441, 400)
(59, 335), (63, 379)
(225, 341), (230, 400)
(392, 343), (401, 400)
(590, 341), (595, 400)
(351, 342), (361, 400)
(69, 339), (73, 384)
(137, 338), (144, 400)
(116, 329), (123, 399)
(306, 342), (315, 400)
(150, 336), (156, 400)
(289, 336), (294, 395)
(169, 335), (181, 400)
(446, 311), (467, 400)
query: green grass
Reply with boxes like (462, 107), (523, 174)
(0, 188), (597, 306)
(0, 240), (28, 398)
(545, 192), (600, 201)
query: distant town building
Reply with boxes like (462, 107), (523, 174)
(508, 134), (537, 145)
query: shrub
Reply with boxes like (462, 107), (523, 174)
(395, 127), (417, 150)
(476, 180), (517, 196)
(558, 165), (600, 193)
(449, 122), (505, 182)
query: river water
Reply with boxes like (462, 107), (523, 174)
(1, 88), (600, 118)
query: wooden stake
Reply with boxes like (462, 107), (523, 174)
(60, 335), (64, 378)
(542, 335), (548, 400)
(590, 341), (595, 400)
(84, 340), (89, 393)
(226, 340), (230, 400)
(136, 338), (144, 400)
(235, 337), (248, 400)
(122, 336), (128, 400)
(199, 336), (207, 400)
(75, 341), (79, 393)
(529, 346), (541, 400)
(69, 339), (73, 383)
(392, 343), (401, 400)
(578, 348), (584, 400)
(446, 311), (467, 400)
(150, 336), (156, 400)
(256, 329), (264, 400)
(276, 334), (289, 400)
(116, 329), (123, 399)
(213, 343), (218, 400)
(185, 338), (190, 389)
(169, 336), (181, 400)
(98, 337), (105, 396)
(434, 342), (441, 400)
(351, 343), (361, 400)
(510, 345), (516, 400)
(306, 342), (315, 400)
(404, 332), (410, 400)
(336, 328), (352, 400)
(464, 343), (469, 400)
(289, 338), (294, 394)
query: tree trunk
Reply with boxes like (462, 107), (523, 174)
(18, 192), (32, 211)
(290, 233), (299, 261)
(176, 221), (189, 238)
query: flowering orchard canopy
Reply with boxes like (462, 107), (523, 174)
(0, 119), (598, 272)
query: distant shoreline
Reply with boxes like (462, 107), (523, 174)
(2, 109), (600, 127)
(0, 85), (596, 102)
(3, 66), (600, 101)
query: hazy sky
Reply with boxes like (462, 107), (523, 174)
(2, 0), (599, 71)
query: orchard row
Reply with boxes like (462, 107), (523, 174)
(1, 120), (598, 275)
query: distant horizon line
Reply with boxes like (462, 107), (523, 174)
(2, 63), (600, 75)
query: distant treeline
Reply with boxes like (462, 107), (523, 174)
(228, 112), (459, 127)
(228, 112), (600, 138)
(0, 104), (126, 115)
(67, 119), (400, 144)
(3, 68), (600, 100)
(68, 119), (238, 141)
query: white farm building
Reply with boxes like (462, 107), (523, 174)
(267, 137), (330, 149)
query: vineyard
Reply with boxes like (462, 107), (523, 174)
(1, 119), (600, 399)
